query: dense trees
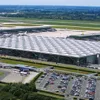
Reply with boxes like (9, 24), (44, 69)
(0, 83), (35, 100)
(0, 6), (100, 21)
(0, 92), (17, 100)
(0, 82), (61, 100)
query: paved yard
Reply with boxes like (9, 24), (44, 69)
(0, 68), (25, 83)
(0, 68), (38, 83)
(23, 72), (38, 84)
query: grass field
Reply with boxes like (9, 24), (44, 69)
(0, 58), (90, 74)
(0, 71), (3, 76)
(38, 91), (64, 100)
(0, 58), (45, 68)
(1, 17), (100, 30)
(0, 56), (100, 75)
(0, 71), (3, 75)
(55, 67), (91, 74)
(2, 24), (40, 27)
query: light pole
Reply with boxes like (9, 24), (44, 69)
(97, 54), (100, 65)
(77, 58), (79, 66)
(56, 56), (60, 64)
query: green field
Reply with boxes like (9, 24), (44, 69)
(38, 91), (64, 100)
(0, 71), (4, 76)
(0, 56), (100, 75)
(2, 24), (40, 27)
(0, 58), (45, 68)
(1, 17), (100, 30)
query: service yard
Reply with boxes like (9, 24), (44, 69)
(0, 68), (39, 83)
(0, 68), (26, 83)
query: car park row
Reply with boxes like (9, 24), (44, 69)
(36, 71), (97, 100)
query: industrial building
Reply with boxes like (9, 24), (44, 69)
(69, 33), (100, 41)
(0, 34), (100, 66)
(0, 25), (56, 34)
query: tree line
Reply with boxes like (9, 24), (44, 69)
(0, 6), (100, 21)
(0, 82), (61, 100)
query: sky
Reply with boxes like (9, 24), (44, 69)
(0, 0), (100, 6)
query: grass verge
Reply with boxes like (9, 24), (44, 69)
(0, 57), (45, 68)
(1, 17), (100, 30)
(0, 56), (99, 75)
(38, 91), (64, 100)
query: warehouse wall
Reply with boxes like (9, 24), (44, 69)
(86, 55), (97, 64)
(1, 48), (98, 66)
(0, 48), (78, 65)
(97, 54), (100, 64)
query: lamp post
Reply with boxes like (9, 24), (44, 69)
(97, 54), (100, 64)
(77, 58), (79, 66)
(56, 56), (60, 64)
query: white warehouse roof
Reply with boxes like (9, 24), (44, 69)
(0, 34), (100, 58)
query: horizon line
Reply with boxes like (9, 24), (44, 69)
(0, 5), (100, 7)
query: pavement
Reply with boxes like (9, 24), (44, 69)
(94, 80), (100, 100)
(65, 76), (74, 95)
(0, 69), (10, 80)
(0, 68), (25, 83)
(80, 77), (88, 98)
(23, 72), (38, 84)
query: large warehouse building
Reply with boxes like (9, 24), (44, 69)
(0, 25), (56, 34)
(69, 33), (100, 41)
(0, 34), (100, 66)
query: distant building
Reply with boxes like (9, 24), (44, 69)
(69, 33), (100, 41)
(0, 25), (56, 34)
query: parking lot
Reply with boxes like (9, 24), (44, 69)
(85, 78), (96, 99)
(36, 71), (98, 100)
(36, 72), (72, 94)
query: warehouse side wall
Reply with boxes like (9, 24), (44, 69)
(0, 48), (99, 66)
(86, 55), (97, 64)
(0, 48), (79, 65)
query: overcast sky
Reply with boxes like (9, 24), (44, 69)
(0, 0), (100, 6)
